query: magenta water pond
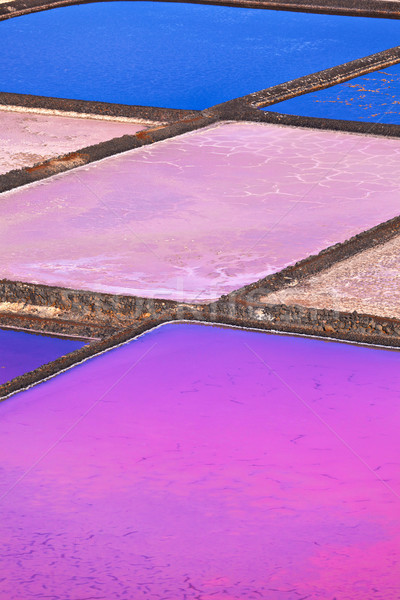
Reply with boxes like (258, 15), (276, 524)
(1, 323), (400, 599)
(0, 328), (84, 385)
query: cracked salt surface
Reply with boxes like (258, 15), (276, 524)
(2, 121), (400, 301)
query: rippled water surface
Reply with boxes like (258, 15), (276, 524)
(0, 328), (84, 384)
(1, 2), (400, 108)
(265, 64), (400, 123)
(1, 323), (400, 598)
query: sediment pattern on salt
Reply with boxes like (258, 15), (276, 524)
(262, 233), (400, 319)
(1, 122), (400, 301)
(0, 109), (145, 174)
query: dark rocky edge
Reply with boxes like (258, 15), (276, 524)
(214, 302), (400, 349)
(0, 91), (199, 122)
(0, 279), (181, 336)
(0, 313), (107, 340)
(1, 298), (400, 401)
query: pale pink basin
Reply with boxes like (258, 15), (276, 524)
(0, 108), (146, 174)
(2, 122), (400, 301)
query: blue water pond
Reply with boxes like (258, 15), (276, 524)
(0, 329), (84, 385)
(263, 64), (400, 123)
(1, 2), (400, 109)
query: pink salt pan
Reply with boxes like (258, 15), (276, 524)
(262, 233), (400, 319)
(2, 121), (400, 301)
(1, 323), (400, 599)
(0, 108), (146, 174)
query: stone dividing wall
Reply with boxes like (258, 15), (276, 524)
(2, 276), (400, 343)
(218, 300), (400, 347)
(2, 301), (400, 401)
(214, 46), (400, 112)
(0, 91), (199, 122)
(0, 279), (180, 337)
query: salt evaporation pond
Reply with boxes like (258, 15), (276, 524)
(1, 322), (400, 598)
(0, 328), (84, 385)
(3, 121), (400, 301)
(0, 109), (146, 174)
(1, 2), (400, 108)
(265, 63), (400, 123)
